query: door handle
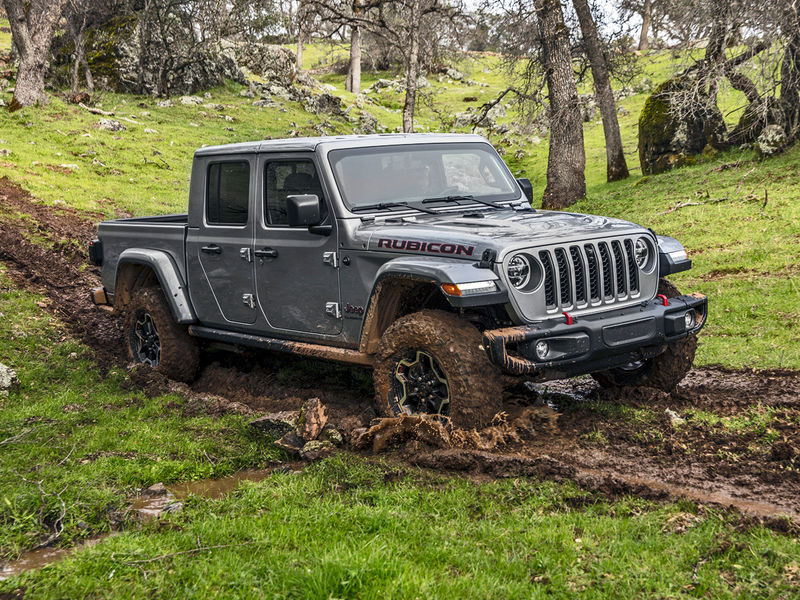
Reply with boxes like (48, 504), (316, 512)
(201, 244), (222, 254)
(254, 248), (279, 258)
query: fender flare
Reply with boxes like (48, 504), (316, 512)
(116, 249), (196, 324)
(357, 256), (507, 354)
(657, 235), (692, 276)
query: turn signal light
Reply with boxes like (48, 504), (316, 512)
(441, 281), (497, 297)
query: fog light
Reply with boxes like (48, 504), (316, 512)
(535, 340), (549, 360)
(684, 311), (695, 329)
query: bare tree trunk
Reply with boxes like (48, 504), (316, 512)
(69, 14), (92, 95)
(638, 0), (651, 52)
(535, 0), (586, 209)
(572, 0), (628, 181)
(2, 0), (69, 110)
(402, 0), (421, 133)
(346, 25), (362, 94)
(780, 0), (800, 140)
(296, 33), (304, 70)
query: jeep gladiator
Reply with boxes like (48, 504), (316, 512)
(89, 134), (707, 427)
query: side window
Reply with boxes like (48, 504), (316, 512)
(206, 161), (250, 225)
(265, 159), (326, 226)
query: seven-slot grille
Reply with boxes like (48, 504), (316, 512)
(536, 238), (642, 313)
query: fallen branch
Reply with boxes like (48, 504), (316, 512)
(78, 102), (114, 116)
(660, 197), (728, 214)
(1, 427), (36, 445)
(736, 168), (756, 194)
(116, 541), (256, 564)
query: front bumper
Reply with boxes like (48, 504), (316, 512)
(482, 293), (707, 378)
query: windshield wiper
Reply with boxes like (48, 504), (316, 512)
(422, 194), (507, 210)
(351, 201), (438, 215)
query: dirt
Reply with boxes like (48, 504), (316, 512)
(2, 176), (799, 522)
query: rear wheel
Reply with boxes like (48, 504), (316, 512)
(591, 278), (697, 392)
(124, 287), (200, 383)
(373, 310), (503, 429)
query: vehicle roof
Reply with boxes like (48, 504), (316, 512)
(193, 133), (489, 156)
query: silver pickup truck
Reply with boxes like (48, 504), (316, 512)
(89, 134), (707, 428)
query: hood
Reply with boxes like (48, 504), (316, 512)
(352, 208), (649, 261)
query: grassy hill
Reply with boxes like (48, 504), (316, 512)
(1, 30), (797, 369)
(2, 28), (800, 598)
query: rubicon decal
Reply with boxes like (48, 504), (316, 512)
(376, 238), (475, 256)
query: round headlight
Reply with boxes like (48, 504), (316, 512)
(507, 254), (531, 289)
(634, 238), (650, 269)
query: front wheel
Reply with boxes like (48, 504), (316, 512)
(591, 278), (697, 392)
(373, 310), (503, 429)
(124, 287), (200, 383)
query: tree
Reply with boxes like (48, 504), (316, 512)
(572, 0), (628, 181)
(535, 0), (586, 208)
(345, 24), (362, 93)
(2, 0), (70, 109)
(637, 0), (651, 51)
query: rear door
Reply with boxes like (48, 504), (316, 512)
(186, 156), (257, 326)
(254, 153), (342, 336)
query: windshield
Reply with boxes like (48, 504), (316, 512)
(328, 143), (521, 211)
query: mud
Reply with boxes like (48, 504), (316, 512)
(1, 176), (800, 521)
(0, 536), (109, 581)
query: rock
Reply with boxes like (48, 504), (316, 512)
(296, 398), (328, 441)
(446, 68), (464, 81)
(664, 408), (685, 428)
(239, 88), (255, 98)
(143, 128), (158, 134)
(356, 111), (378, 134)
(0, 363), (19, 396)
(452, 111), (474, 128)
(757, 124), (787, 156)
(253, 98), (280, 108)
(231, 42), (296, 84)
(143, 482), (167, 496)
(0, 148), (9, 156)
(250, 410), (299, 439)
(203, 92), (212, 99)
(180, 95), (204, 105)
(319, 425), (344, 447)
(487, 102), (506, 120)
(59, 163), (79, 170)
(321, 83), (337, 92)
(275, 430), (304, 455)
(48, 18), (245, 97)
(69, 91), (91, 104)
(300, 440), (335, 461)
(303, 93), (344, 116)
(162, 501), (184, 513)
(638, 72), (728, 175)
(417, 75), (430, 88)
(97, 118), (125, 132)
(157, 99), (173, 108)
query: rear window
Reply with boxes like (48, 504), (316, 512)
(206, 161), (250, 225)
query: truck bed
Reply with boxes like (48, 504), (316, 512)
(97, 214), (189, 292)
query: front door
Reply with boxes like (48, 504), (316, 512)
(186, 156), (257, 326)
(254, 154), (342, 336)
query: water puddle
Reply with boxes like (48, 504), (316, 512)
(0, 465), (300, 581)
(0, 535), (108, 581)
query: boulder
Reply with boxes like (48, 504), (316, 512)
(97, 119), (125, 132)
(319, 425), (344, 447)
(179, 95), (203, 105)
(48, 17), (245, 97)
(231, 42), (296, 84)
(757, 124), (788, 156)
(0, 363), (19, 397)
(303, 93), (344, 116)
(250, 411), (299, 439)
(638, 72), (728, 175)
(296, 398), (328, 441)
(446, 68), (464, 81)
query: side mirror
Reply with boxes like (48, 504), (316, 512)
(286, 194), (322, 227)
(516, 178), (533, 202)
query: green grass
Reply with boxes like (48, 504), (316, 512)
(0, 266), (280, 559)
(4, 455), (800, 599)
(0, 37), (798, 368)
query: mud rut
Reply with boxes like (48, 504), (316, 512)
(1, 177), (799, 524)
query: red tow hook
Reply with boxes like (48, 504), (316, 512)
(657, 294), (669, 306)
(562, 312), (574, 325)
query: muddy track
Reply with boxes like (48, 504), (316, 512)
(1, 177), (799, 522)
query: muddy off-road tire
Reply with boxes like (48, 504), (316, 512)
(592, 278), (697, 392)
(374, 310), (503, 429)
(124, 287), (200, 383)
